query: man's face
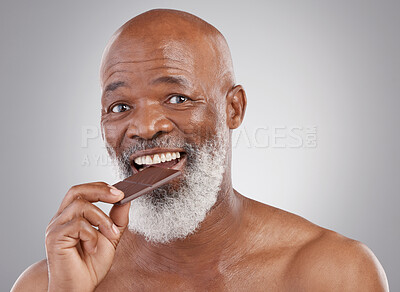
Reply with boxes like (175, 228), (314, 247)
(100, 33), (230, 243)
(100, 36), (227, 177)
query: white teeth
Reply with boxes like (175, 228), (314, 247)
(135, 151), (182, 166)
(160, 153), (166, 162)
(153, 154), (161, 164)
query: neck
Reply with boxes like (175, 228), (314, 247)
(119, 172), (246, 274)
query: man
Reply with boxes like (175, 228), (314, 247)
(12, 9), (388, 291)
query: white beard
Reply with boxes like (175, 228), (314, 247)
(107, 131), (228, 244)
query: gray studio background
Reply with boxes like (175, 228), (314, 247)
(1, 0), (399, 290)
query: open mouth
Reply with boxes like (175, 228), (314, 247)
(130, 150), (187, 173)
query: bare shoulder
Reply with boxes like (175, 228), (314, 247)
(11, 259), (48, 292)
(242, 197), (388, 290)
(286, 228), (389, 291)
(242, 196), (327, 247)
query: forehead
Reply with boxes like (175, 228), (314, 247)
(101, 36), (204, 88)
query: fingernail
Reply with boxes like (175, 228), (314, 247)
(108, 184), (117, 190)
(112, 224), (120, 235)
(110, 188), (124, 197)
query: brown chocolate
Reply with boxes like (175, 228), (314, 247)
(113, 166), (181, 205)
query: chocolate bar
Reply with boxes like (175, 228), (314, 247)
(113, 166), (181, 205)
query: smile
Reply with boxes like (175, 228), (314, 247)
(130, 149), (187, 173)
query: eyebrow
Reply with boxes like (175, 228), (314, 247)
(151, 76), (191, 88)
(104, 76), (190, 93)
(104, 81), (126, 93)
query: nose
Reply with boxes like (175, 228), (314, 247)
(126, 104), (174, 140)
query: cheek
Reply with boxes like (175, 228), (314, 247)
(176, 106), (221, 144)
(101, 118), (127, 151)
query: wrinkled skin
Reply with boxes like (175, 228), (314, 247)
(12, 9), (388, 292)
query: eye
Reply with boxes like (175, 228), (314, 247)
(111, 103), (131, 113)
(168, 95), (188, 104)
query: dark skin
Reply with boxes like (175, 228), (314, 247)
(13, 9), (388, 291)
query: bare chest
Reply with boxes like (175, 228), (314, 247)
(95, 252), (295, 292)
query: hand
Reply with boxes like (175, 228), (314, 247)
(45, 182), (130, 292)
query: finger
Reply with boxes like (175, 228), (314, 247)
(66, 218), (99, 254)
(57, 182), (124, 215)
(46, 217), (99, 255)
(109, 201), (131, 233)
(50, 198), (121, 243)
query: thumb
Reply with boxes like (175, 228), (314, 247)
(109, 201), (131, 233)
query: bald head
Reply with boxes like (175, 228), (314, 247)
(100, 9), (235, 95)
(100, 8), (246, 164)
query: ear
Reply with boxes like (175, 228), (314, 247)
(226, 85), (247, 129)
